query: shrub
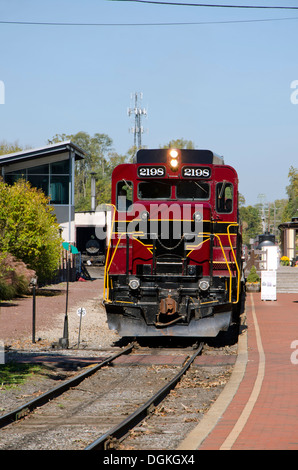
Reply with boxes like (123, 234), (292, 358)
(0, 179), (61, 282)
(0, 252), (35, 300)
(247, 266), (260, 283)
(0, 281), (16, 300)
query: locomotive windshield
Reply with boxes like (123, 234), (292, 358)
(176, 181), (209, 200)
(137, 180), (210, 200)
(138, 181), (171, 199)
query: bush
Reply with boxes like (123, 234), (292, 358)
(0, 252), (35, 300)
(0, 179), (61, 282)
(247, 266), (260, 283)
(0, 281), (16, 300)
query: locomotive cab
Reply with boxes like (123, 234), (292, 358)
(104, 149), (242, 338)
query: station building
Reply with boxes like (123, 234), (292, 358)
(279, 216), (298, 264)
(0, 140), (86, 243)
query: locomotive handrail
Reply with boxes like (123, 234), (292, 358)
(104, 229), (149, 302)
(227, 223), (241, 304)
(104, 232), (125, 302)
(186, 231), (233, 302)
(213, 233), (233, 302)
(103, 203), (116, 302)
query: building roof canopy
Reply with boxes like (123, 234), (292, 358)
(0, 140), (86, 167)
(278, 217), (298, 231)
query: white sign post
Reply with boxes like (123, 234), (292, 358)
(77, 307), (86, 348)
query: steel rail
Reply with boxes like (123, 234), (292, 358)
(85, 342), (203, 450)
(0, 343), (134, 429)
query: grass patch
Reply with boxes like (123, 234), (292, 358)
(0, 363), (43, 390)
(35, 288), (63, 297)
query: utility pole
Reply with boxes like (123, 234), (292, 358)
(128, 92), (147, 149)
(258, 193), (267, 233)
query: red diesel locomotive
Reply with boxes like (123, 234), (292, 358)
(103, 148), (243, 338)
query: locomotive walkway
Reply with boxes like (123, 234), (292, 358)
(179, 291), (298, 450)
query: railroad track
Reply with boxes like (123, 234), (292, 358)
(0, 342), (205, 450)
(0, 343), (134, 430)
(85, 342), (203, 450)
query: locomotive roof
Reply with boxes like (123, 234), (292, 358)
(134, 149), (224, 165)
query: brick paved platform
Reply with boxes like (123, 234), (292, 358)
(179, 292), (298, 450)
(0, 279), (103, 343)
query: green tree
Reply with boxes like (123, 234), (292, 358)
(267, 199), (287, 238)
(48, 131), (127, 210)
(239, 205), (262, 245)
(238, 193), (246, 207)
(0, 140), (26, 155)
(282, 166), (298, 222)
(0, 179), (61, 282)
(161, 138), (195, 149)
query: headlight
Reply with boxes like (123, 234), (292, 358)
(199, 279), (210, 291)
(193, 211), (203, 222)
(140, 210), (149, 221)
(168, 148), (179, 171)
(129, 278), (140, 290)
(169, 149), (179, 159)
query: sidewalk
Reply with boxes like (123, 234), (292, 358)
(180, 292), (298, 450)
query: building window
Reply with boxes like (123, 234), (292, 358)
(5, 159), (70, 205)
(50, 176), (69, 204)
(27, 174), (49, 196)
(28, 164), (49, 174)
(51, 160), (69, 174)
(5, 170), (26, 185)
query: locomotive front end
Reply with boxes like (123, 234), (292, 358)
(104, 149), (242, 338)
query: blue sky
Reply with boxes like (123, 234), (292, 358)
(0, 0), (297, 206)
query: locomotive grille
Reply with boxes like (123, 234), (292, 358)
(155, 220), (185, 274)
(155, 260), (183, 275)
(213, 262), (236, 271)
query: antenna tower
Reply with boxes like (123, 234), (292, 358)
(128, 92), (147, 149)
